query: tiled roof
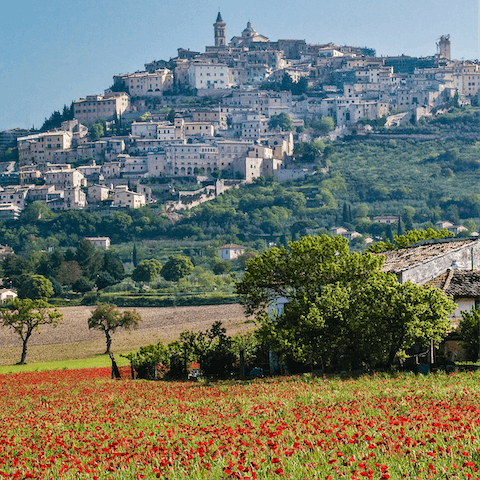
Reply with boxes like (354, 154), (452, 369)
(218, 244), (246, 250)
(381, 238), (479, 274)
(426, 269), (480, 297)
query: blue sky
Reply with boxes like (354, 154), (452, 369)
(1, 0), (478, 131)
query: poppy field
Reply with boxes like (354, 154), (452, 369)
(1, 369), (480, 479)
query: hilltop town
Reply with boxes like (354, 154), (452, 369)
(0, 14), (478, 218)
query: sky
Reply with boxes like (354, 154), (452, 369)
(0, 0), (478, 132)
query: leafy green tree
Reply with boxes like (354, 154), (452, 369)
(458, 307), (480, 361)
(102, 212), (133, 240)
(132, 259), (162, 283)
(19, 202), (54, 223)
(95, 272), (117, 290)
(47, 277), (63, 297)
(89, 121), (104, 140)
(102, 253), (124, 282)
(394, 228), (454, 249)
(212, 258), (231, 275)
(166, 330), (198, 379)
(237, 235), (455, 370)
(87, 304), (141, 354)
(237, 235), (382, 316)
(0, 298), (62, 364)
(72, 277), (93, 293)
(2, 255), (31, 289)
(268, 113), (294, 131)
(56, 261), (83, 286)
(75, 239), (102, 279)
(195, 321), (237, 379)
(125, 342), (170, 380)
(197, 271), (218, 291)
(316, 116), (335, 134)
(367, 228), (454, 252)
(36, 250), (64, 279)
(161, 255), (194, 282)
(281, 72), (294, 91)
(17, 274), (54, 300)
(292, 77), (308, 95)
(290, 220), (318, 240)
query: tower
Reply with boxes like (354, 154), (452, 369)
(214, 12), (226, 47)
(437, 35), (451, 60)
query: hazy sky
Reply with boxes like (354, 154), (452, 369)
(1, 0), (478, 131)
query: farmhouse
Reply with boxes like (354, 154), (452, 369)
(85, 237), (111, 249)
(426, 269), (480, 325)
(218, 244), (246, 261)
(380, 237), (480, 285)
(0, 289), (17, 302)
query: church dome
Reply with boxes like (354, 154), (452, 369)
(243, 21), (254, 33)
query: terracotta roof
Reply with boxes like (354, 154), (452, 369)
(218, 244), (246, 250)
(426, 269), (480, 297)
(381, 238), (479, 274)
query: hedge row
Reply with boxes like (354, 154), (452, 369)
(79, 292), (240, 307)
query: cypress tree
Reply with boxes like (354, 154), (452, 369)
(132, 243), (138, 267)
(342, 203), (348, 223)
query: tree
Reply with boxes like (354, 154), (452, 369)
(316, 116), (335, 134)
(294, 141), (325, 163)
(367, 228), (454, 253)
(89, 122), (104, 141)
(394, 228), (454, 249)
(87, 304), (141, 354)
(132, 259), (162, 283)
(95, 272), (117, 290)
(75, 239), (102, 279)
(161, 255), (194, 282)
(72, 277), (92, 293)
(17, 274), (54, 300)
(195, 321), (237, 379)
(268, 113), (294, 131)
(458, 307), (480, 361)
(2, 255), (31, 289)
(281, 72), (294, 92)
(132, 243), (139, 267)
(212, 258), (231, 275)
(0, 298), (62, 364)
(102, 253), (124, 282)
(452, 90), (460, 108)
(237, 235), (455, 371)
(19, 201), (53, 223)
(237, 235), (382, 316)
(56, 260), (83, 286)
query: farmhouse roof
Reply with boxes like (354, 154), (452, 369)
(426, 269), (480, 297)
(381, 237), (479, 274)
(218, 244), (246, 250)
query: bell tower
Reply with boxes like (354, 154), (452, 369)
(214, 12), (226, 47)
(437, 35), (451, 60)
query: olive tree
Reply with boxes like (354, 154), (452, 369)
(0, 298), (62, 364)
(87, 304), (141, 354)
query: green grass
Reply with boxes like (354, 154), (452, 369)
(0, 354), (130, 375)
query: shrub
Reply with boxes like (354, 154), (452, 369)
(125, 342), (170, 380)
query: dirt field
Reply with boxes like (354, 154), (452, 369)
(0, 304), (254, 366)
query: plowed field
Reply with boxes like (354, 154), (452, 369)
(0, 304), (253, 365)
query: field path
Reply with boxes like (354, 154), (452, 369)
(0, 304), (253, 365)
